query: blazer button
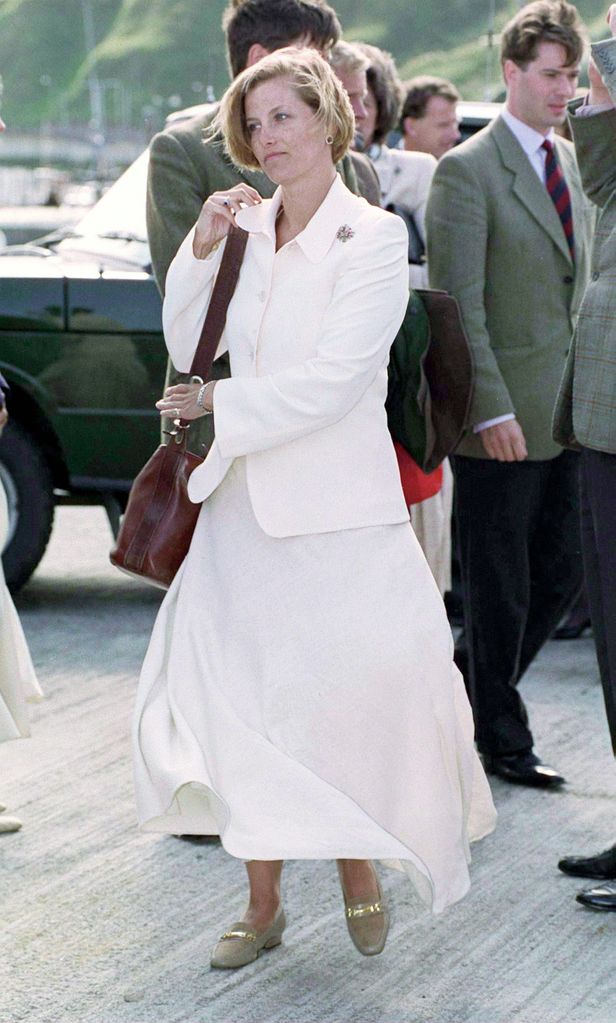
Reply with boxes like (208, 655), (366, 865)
(592, 271), (600, 281)
(257, 290), (267, 302)
(563, 275), (574, 284)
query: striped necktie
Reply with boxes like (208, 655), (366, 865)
(541, 139), (575, 262)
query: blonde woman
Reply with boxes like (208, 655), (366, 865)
(134, 49), (495, 970)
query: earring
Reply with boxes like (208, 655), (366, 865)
(325, 134), (334, 145)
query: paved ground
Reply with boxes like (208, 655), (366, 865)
(0, 506), (615, 1023)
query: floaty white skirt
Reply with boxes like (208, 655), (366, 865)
(133, 458), (496, 914)
(0, 484), (43, 743)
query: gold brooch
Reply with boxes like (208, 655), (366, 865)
(336, 224), (354, 242)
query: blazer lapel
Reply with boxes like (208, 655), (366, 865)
(491, 116), (573, 265)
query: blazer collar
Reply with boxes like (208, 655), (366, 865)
(491, 114), (574, 265)
(235, 174), (362, 262)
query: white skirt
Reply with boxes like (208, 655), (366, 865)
(0, 485), (43, 743)
(133, 458), (495, 914)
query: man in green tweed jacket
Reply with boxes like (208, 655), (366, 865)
(554, 7), (616, 912)
(426, 1), (593, 789)
(147, 0), (378, 456)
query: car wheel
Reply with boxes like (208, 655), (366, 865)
(0, 419), (55, 592)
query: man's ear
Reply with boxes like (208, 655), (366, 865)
(402, 116), (418, 139)
(246, 43), (271, 68)
(502, 58), (519, 89)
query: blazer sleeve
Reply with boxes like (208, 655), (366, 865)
(569, 104), (616, 209)
(161, 227), (228, 372)
(212, 215), (409, 458)
(146, 129), (211, 295)
(426, 151), (515, 426)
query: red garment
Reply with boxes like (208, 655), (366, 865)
(394, 442), (443, 506)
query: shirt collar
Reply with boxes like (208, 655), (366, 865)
(502, 106), (555, 158)
(234, 174), (361, 263)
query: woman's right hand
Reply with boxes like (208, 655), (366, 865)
(193, 184), (262, 259)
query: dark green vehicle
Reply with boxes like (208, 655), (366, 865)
(0, 152), (167, 590)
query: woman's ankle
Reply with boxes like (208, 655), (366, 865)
(244, 896), (281, 931)
(337, 859), (379, 900)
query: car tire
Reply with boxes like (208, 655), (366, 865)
(0, 419), (55, 592)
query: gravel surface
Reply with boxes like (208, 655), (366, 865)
(1, 506), (615, 1023)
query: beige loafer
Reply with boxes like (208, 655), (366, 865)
(338, 864), (390, 956)
(210, 908), (286, 969)
(0, 815), (22, 834)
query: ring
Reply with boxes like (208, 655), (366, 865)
(174, 408), (181, 418)
(223, 199), (230, 207)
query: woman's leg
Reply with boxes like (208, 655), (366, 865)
(336, 859), (389, 956)
(243, 860), (284, 931)
(337, 858), (380, 899)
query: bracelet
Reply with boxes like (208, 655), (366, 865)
(196, 381), (214, 414)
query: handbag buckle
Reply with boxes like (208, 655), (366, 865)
(162, 421), (190, 444)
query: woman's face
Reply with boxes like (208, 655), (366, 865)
(360, 86), (378, 149)
(244, 75), (333, 186)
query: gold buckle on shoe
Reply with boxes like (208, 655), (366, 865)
(346, 902), (383, 919)
(219, 929), (257, 942)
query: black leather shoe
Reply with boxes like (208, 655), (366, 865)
(576, 881), (616, 911)
(558, 843), (616, 880)
(482, 751), (565, 788)
(553, 616), (591, 640)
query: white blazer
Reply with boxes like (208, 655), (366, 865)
(163, 174), (410, 538)
(369, 145), (436, 290)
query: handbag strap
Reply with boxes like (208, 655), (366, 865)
(188, 225), (249, 381)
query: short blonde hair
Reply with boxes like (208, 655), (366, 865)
(213, 47), (354, 170)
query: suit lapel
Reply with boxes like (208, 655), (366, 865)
(491, 116), (573, 265)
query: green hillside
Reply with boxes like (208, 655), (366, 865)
(0, 0), (611, 129)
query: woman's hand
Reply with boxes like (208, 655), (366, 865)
(193, 184), (262, 259)
(156, 381), (216, 421)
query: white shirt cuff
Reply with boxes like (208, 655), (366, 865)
(575, 99), (614, 116)
(473, 413), (516, 434)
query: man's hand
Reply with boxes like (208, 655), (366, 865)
(589, 55), (614, 105)
(587, 7), (616, 105)
(478, 419), (528, 461)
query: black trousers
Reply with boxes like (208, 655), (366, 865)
(580, 447), (616, 757)
(452, 450), (582, 756)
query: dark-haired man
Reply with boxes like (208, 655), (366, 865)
(147, 0), (366, 456)
(400, 76), (461, 160)
(427, 1), (593, 787)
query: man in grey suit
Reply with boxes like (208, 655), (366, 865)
(426, 1), (592, 787)
(554, 7), (616, 910)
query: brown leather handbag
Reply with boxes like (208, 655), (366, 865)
(110, 227), (248, 588)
